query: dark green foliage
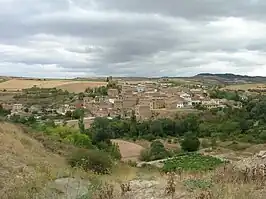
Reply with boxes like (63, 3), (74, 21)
(140, 140), (171, 161)
(181, 135), (200, 152)
(0, 104), (11, 116)
(162, 153), (224, 172)
(68, 149), (113, 174)
(72, 108), (84, 119)
(78, 117), (85, 134)
(209, 89), (240, 101)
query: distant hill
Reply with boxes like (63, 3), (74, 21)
(194, 73), (266, 84)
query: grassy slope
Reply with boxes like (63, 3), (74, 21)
(0, 122), (90, 199)
(1, 122), (266, 199)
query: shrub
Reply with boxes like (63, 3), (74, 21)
(139, 140), (170, 161)
(201, 139), (210, 149)
(181, 136), (200, 152)
(139, 149), (150, 161)
(65, 133), (94, 149)
(108, 143), (122, 160)
(183, 179), (213, 192)
(68, 149), (113, 174)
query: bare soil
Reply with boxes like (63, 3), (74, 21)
(111, 139), (145, 161)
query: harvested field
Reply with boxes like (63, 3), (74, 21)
(0, 79), (107, 93)
(223, 83), (266, 91)
(111, 139), (145, 161)
(56, 81), (107, 93)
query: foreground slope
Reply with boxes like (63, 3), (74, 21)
(0, 122), (72, 198)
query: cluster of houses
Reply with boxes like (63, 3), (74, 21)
(81, 81), (243, 120)
(0, 80), (243, 123)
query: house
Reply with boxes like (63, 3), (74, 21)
(138, 96), (151, 106)
(1, 103), (13, 111)
(179, 92), (191, 101)
(135, 105), (152, 120)
(165, 97), (185, 109)
(57, 104), (75, 115)
(29, 105), (42, 113)
(136, 85), (145, 93)
(107, 88), (119, 98)
(191, 96), (202, 106)
(201, 99), (222, 109)
(113, 99), (123, 110)
(150, 97), (165, 109)
(83, 97), (94, 106)
(12, 104), (24, 113)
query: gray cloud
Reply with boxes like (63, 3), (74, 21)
(0, 0), (266, 77)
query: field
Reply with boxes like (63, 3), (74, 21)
(162, 153), (225, 172)
(0, 79), (107, 93)
(223, 83), (266, 91)
(111, 139), (145, 161)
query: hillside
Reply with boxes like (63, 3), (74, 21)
(1, 122), (266, 198)
(0, 79), (107, 93)
(0, 122), (71, 198)
(194, 73), (266, 84)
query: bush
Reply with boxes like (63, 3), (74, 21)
(181, 136), (200, 152)
(139, 149), (150, 161)
(65, 133), (94, 149)
(139, 140), (170, 161)
(201, 139), (210, 149)
(68, 149), (113, 174)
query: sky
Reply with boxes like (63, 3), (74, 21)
(1, 0), (266, 78)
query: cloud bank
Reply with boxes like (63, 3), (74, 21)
(1, 0), (266, 77)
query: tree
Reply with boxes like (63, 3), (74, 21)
(78, 117), (85, 134)
(150, 120), (164, 137)
(181, 134), (200, 152)
(72, 108), (84, 119)
(140, 140), (170, 161)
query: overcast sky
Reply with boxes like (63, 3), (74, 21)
(1, 0), (266, 78)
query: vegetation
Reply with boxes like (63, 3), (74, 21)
(181, 134), (200, 152)
(209, 89), (240, 101)
(162, 153), (224, 172)
(67, 148), (113, 174)
(140, 140), (171, 161)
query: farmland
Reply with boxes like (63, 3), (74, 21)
(162, 153), (225, 172)
(223, 83), (266, 91)
(0, 79), (107, 93)
(111, 139), (145, 161)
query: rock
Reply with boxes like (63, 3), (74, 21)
(256, 151), (266, 158)
(42, 177), (90, 199)
(122, 179), (186, 199)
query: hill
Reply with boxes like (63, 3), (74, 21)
(0, 79), (107, 93)
(0, 122), (72, 198)
(194, 73), (266, 84)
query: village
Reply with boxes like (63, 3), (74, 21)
(0, 78), (244, 128)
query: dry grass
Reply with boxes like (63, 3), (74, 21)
(223, 83), (266, 91)
(0, 122), (88, 199)
(1, 122), (266, 199)
(0, 79), (107, 93)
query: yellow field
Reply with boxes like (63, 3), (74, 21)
(0, 79), (107, 93)
(223, 83), (266, 91)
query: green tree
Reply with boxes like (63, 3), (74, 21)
(78, 117), (85, 134)
(181, 134), (200, 152)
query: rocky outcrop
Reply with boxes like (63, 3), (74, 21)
(41, 178), (90, 199)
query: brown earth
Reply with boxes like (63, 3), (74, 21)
(111, 139), (145, 161)
(0, 79), (107, 93)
